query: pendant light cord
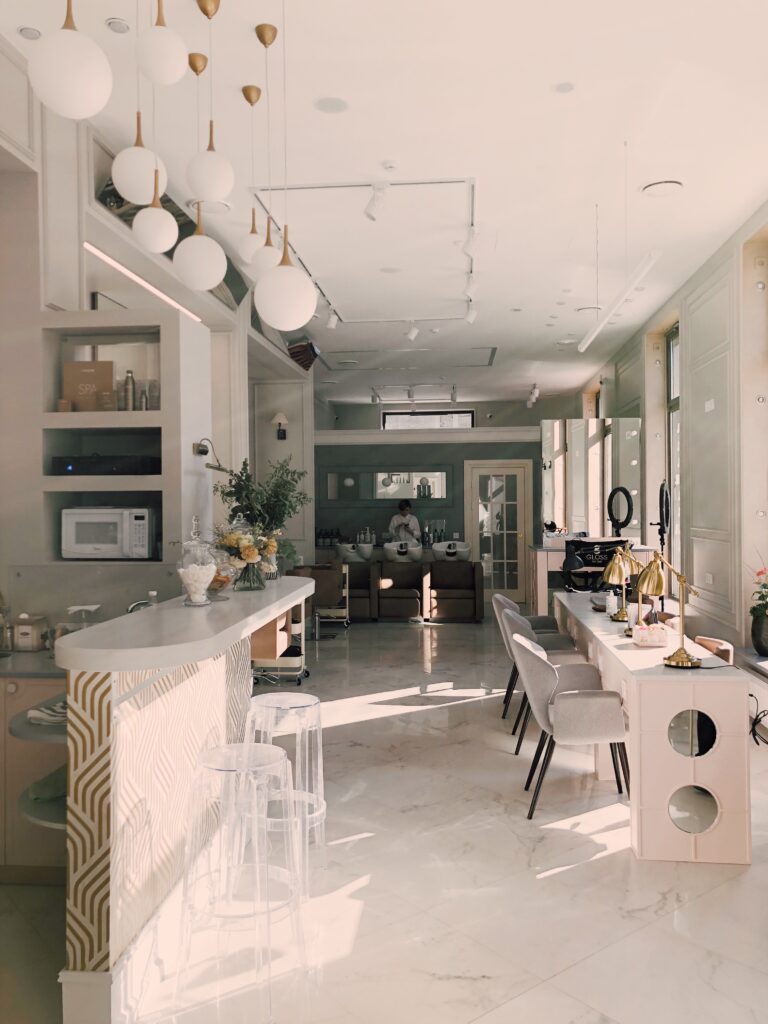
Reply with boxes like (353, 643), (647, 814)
(623, 140), (629, 282)
(282, 0), (289, 229)
(208, 18), (214, 127)
(265, 42), (273, 226)
(594, 203), (600, 322)
(135, 0), (141, 124)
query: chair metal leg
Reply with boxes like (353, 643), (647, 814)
(525, 730), (548, 791)
(510, 692), (529, 736)
(501, 665), (519, 719)
(514, 703), (532, 755)
(617, 742), (630, 797)
(527, 736), (556, 819)
(609, 743), (623, 795)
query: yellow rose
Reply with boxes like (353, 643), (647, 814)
(221, 532), (239, 548)
(265, 538), (278, 555)
(241, 545), (261, 564)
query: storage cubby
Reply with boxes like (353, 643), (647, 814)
(42, 427), (162, 477)
(43, 490), (163, 563)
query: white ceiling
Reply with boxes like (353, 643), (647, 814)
(4, 0), (768, 404)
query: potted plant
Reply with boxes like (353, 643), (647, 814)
(750, 566), (768, 656)
(214, 457), (311, 571)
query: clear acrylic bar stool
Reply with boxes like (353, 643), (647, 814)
(177, 743), (306, 1019)
(246, 692), (326, 853)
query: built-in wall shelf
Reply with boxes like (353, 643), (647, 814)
(42, 476), (165, 492)
(18, 787), (66, 831)
(42, 412), (163, 429)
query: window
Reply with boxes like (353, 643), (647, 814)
(666, 324), (681, 589)
(382, 409), (474, 430)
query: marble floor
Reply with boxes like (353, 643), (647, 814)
(8, 615), (768, 1023)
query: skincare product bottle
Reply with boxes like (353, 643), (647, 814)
(124, 370), (136, 411)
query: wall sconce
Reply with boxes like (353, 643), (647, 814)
(271, 412), (288, 440)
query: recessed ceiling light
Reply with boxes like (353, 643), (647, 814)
(555, 300), (566, 306)
(322, 379), (338, 384)
(314, 97), (348, 113)
(555, 338), (578, 347)
(430, 328), (441, 334)
(338, 359), (359, 366)
(562, 288), (573, 294)
(576, 305), (603, 313)
(17, 26), (41, 40)
(642, 179), (684, 197)
(382, 160), (396, 171)
(549, 315), (559, 319)
(545, 323), (555, 327)
(106, 17), (131, 33)
(554, 82), (575, 93)
(635, 285), (646, 292)
(511, 307), (523, 312)
(379, 266), (401, 273)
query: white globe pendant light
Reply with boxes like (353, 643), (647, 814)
(28, 0), (113, 121)
(173, 203), (226, 291)
(187, 120), (234, 202)
(132, 170), (178, 253)
(112, 112), (168, 206)
(137, 0), (187, 86)
(254, 227), (317, 330)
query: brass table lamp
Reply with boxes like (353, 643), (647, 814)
(636, 551), (702, 669)
(603, 549), (629, 621)
(620, 544), (646, 636)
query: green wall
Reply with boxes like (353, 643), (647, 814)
(314, 441), (542, 543)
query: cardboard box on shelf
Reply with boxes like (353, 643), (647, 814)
(61, 361), (114, 412)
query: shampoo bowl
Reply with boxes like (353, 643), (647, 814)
(336, 543), (373, 562)
(432, 541), (471, 561)
(383, 541), (423, 562)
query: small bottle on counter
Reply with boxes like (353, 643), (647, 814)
(139, 389), (148, 410)
(124, 370), (136, 411)
(147, 590), (158, 607)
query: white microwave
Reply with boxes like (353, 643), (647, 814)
(61, 508), (156, 560)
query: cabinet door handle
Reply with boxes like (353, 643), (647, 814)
(6, 682), (18, 694)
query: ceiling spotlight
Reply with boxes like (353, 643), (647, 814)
(406, 325), (419, 342)
(464, 275), (477, 300)
(106, 17), (131, 33)
(465, 305), (477, 325)
(17, 26), (41, 40)
(364, 183), (389, 221)
(322, 379), (338, 384)
(463, 226), (479, 257)
(576, 305), (603, 314)
(642, 180), (683, 197)
(327, 311), (339, 329)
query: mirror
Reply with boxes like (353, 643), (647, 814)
(668, 785), (719, 834)
(326, 470), (448, 502)
(668, 710), (717, 757)
(541, 418), (642, 538)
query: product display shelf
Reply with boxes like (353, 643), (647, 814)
(42, 476), (164, 492)
(9, 691), (67, 833)
(9, 691), (67, 744)
(42, 412), (164, 430)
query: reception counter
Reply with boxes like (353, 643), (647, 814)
(54, 577), (315, 1024)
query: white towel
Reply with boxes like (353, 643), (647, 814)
(27, 700), (67, 725)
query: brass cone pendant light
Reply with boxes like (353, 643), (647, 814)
(249, 24), (282, 283)
(187, 2), (234, 202)
(253, 3), (317, 330)
(112, 5), (167, 206)
(238, 85), (266, 264)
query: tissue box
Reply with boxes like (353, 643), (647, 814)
(632, 623), (670, 648)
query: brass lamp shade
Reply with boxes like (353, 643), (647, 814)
(602, 551), (626, 586)
(636, 557), (665, 597)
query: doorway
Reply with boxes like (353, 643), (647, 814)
(464, 460), (533, 602)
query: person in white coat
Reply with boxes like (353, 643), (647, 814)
(388, 500), (421, 545)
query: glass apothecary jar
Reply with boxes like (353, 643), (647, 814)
(177, 516), (216, 606)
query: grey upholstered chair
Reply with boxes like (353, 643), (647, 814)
(493, 592), (560, 634)
(509, 633), (629, 819)
(497, 603), (585, 751)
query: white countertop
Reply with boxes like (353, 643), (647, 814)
(554, 591), (744, 684)
(54, 577), (314, 672)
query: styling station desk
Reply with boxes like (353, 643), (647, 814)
(554, 592), (751, 866)
(529, 541), (653, 616)
(54, 577), (315, 1024)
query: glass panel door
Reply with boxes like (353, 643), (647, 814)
(470, 465), (526, 600)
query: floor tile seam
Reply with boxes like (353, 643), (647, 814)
(463, 978), (628, 1024)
